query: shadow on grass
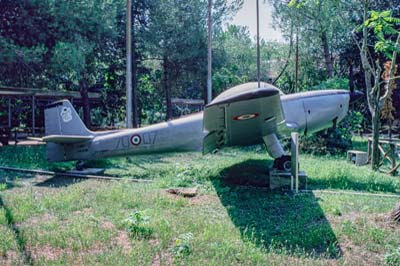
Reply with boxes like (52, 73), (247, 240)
(0, 170), (84, 189)
(35, 175), (85, 188)
(211, 159), (341, 258)
(0, 195), (30, 263)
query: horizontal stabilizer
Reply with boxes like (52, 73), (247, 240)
(26, 137), (45, 142)
(42, 135), (93, 144)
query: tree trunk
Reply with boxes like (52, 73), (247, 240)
(79, 77), (91, 127)
(360, 0), (380, 170)
(163, 57), (172, 120)
(321, 31), (334, 78)
(371, 105), (380, 170)
(349, 59), (354, 92)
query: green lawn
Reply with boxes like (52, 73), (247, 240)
(0, 140), (400, 265)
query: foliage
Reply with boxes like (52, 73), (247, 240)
(271, 0), (354, 80)
(357, 3), (400, 170)
(347, 111), (364, 134)
(172, 232), (193, 258)
(137, 74), (165, 125)
(124, 210), (153, 239)
(363, 10), (400, 59)
(300, 110), (363, 155)
(300, 127), (352, 156)
(385, 247), (400, 266)
(0, 0), (243, 126)
(311, 78), (351, 91)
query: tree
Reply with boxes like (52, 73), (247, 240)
(144, 0), (242, 120)
(271, 0), (349, 78)
(0, 0), (243, 126)
(358, 4), (400, 170)
(0, 0), (124, 127)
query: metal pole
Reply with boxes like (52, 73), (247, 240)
(32, 96), (36, 137)
(207, 0), (213, 104)
(8, 98), (11, 128)
(295, 27), (299, 93)
(256, 0), (260, 88)
(126, 0), (133, 128)
(291, 132), (299, 193)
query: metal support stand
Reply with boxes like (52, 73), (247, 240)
(269, 132), (306, 191)
(8, 98), (11, 128)
(291, 132), (299, 193)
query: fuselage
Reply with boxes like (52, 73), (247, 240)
(62, 89), (349, 161)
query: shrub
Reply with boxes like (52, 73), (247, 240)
(299, 111), (363, 155)
(173, 232), (193, 258)
(124, 210), (153, 239)
(300, 126), (352, 155)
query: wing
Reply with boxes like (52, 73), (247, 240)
(203, 82), (285, 154)
(42, 135), (93, 144)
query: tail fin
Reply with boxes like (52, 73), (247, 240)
(45, 100), (91, 136)
(44, 100), (93, 162)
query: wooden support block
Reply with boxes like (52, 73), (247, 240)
(67, 168), (105, 175)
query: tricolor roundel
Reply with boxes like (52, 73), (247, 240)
(130, 134), (142, 146)
(233, 113), (259, 121)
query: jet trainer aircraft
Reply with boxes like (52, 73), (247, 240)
(41, 82), (362, 171)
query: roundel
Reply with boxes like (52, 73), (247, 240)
(233, 113), (259, 121)
(60, 107), (72, 123)
(130, 134), (142, 146)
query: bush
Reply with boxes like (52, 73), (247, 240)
(173, 232), (193, 258)
(124, 210), (153, 239)
(300, 111), (363, 155)
(300, 127), (352, 155)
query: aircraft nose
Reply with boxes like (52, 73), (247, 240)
(350, 90), (364, 104)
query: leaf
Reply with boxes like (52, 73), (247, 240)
(380, 10), (392, 18)
(373, 24), (383, 35)
(386, 17), (400, 24)
(288, 0), (297, 8)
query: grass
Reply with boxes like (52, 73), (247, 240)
(0, 138), (399, 265)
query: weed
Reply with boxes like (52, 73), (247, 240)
(385, 247), (400, 266)
(124, 210), (153, 239)
(332, 207), (342, 216)
(172, 232), (193, 258)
